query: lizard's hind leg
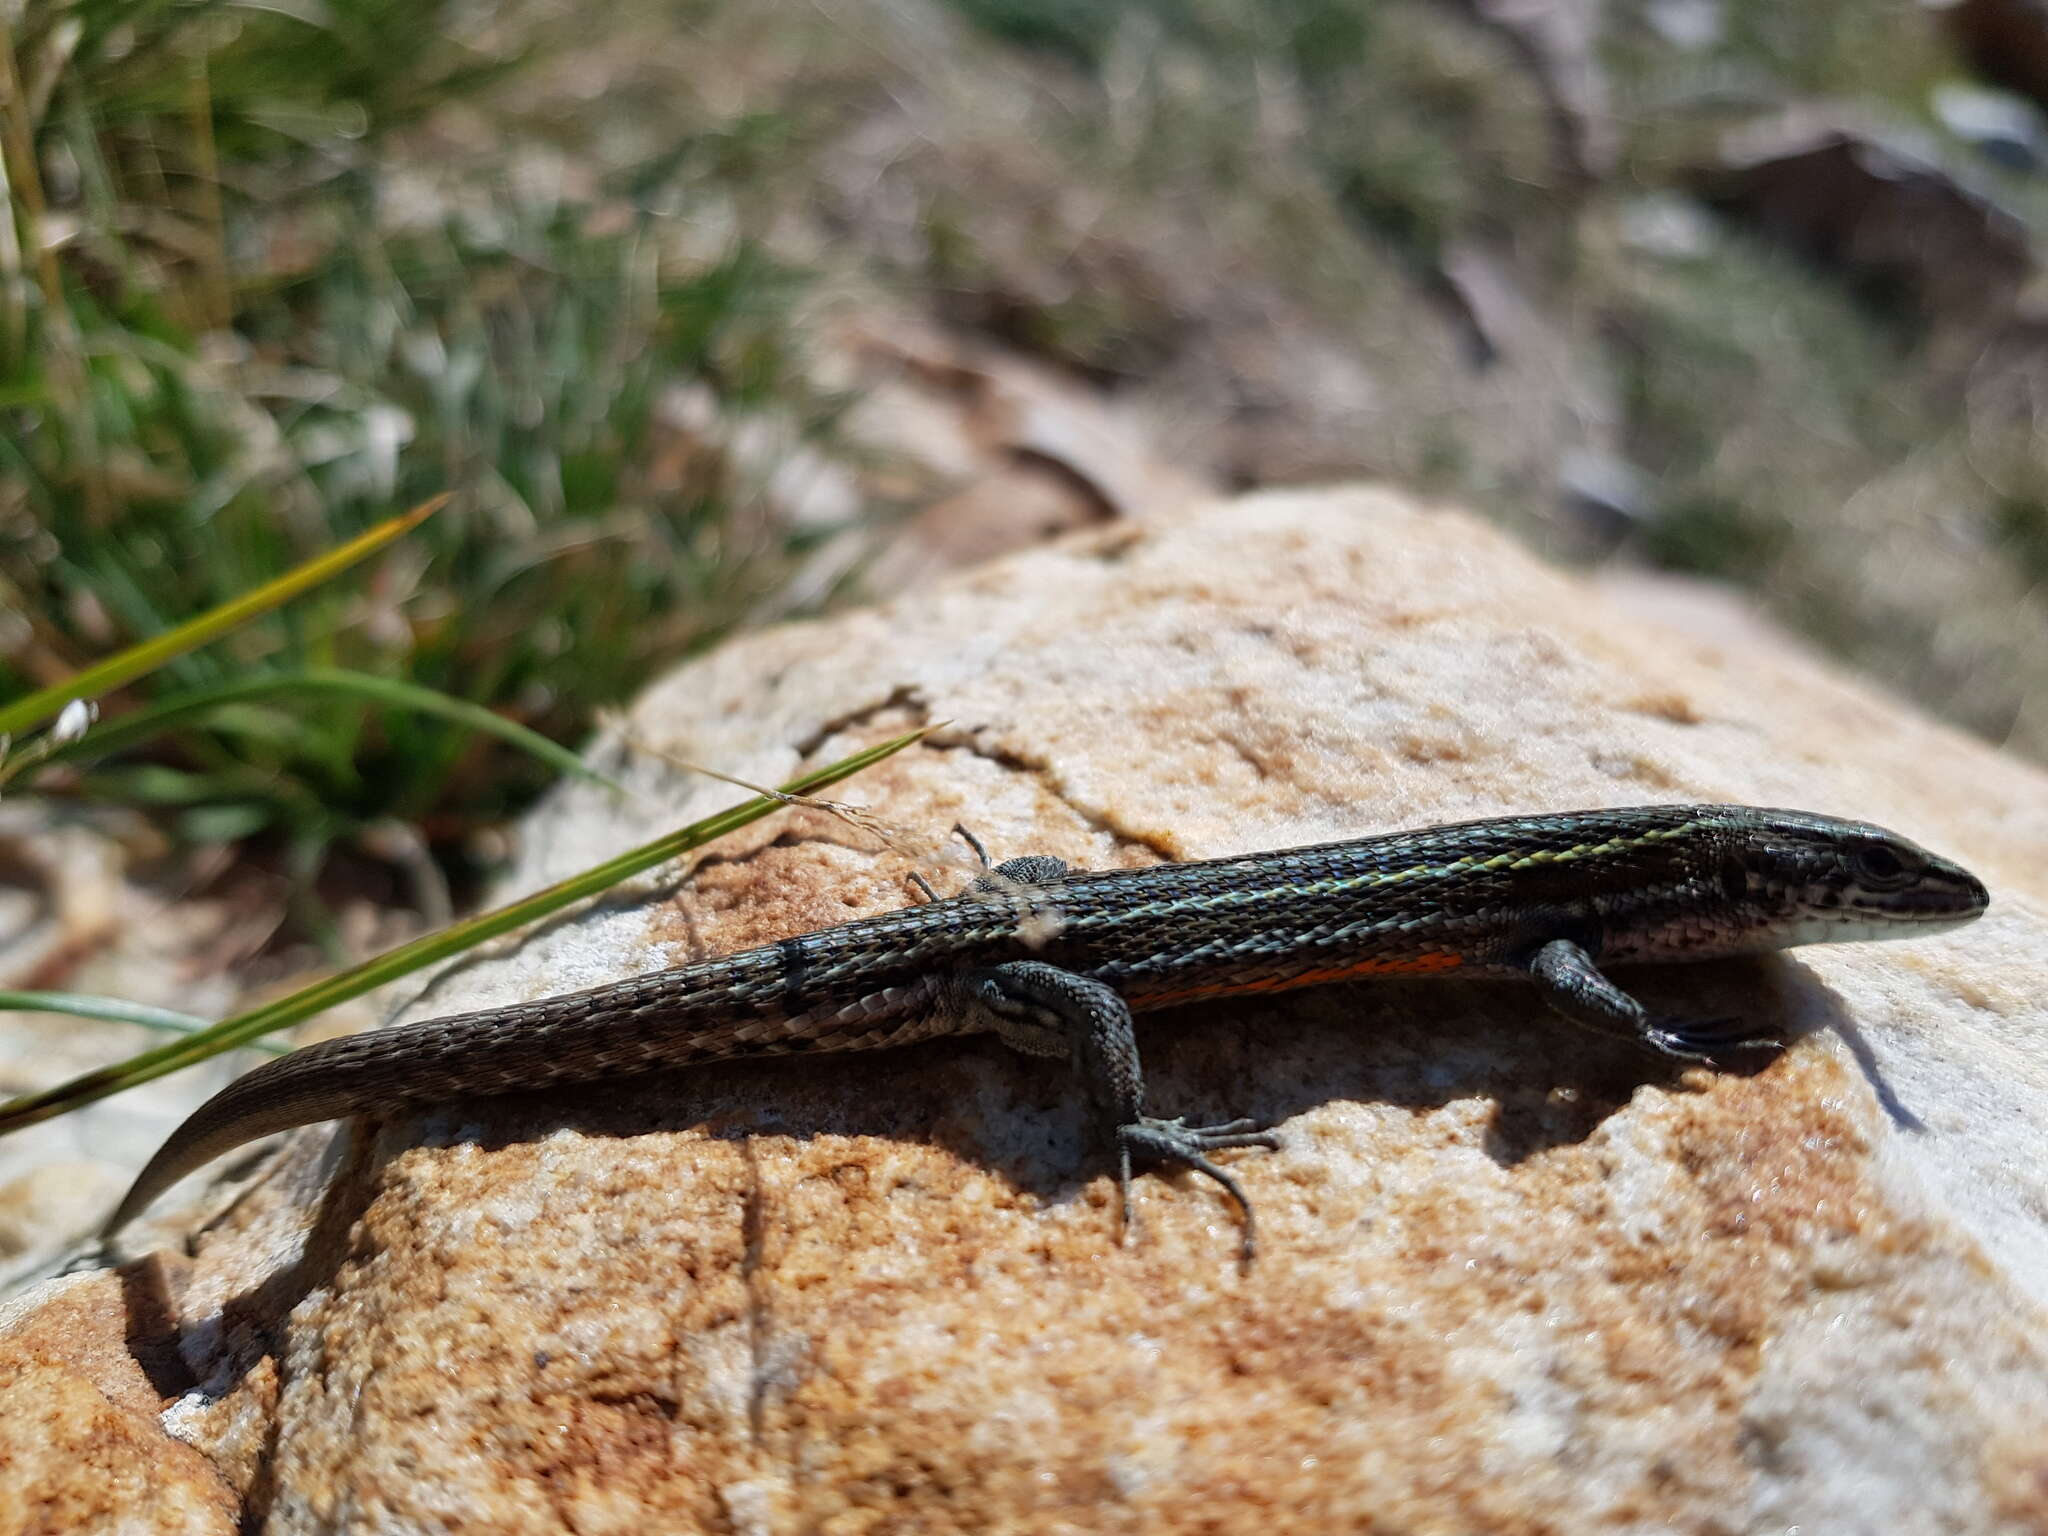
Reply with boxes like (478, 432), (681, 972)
(961, 959), (1279, 1261)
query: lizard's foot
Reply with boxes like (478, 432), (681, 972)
(1116, 1115), (1282, 1263)
(1641, 1014), (1785, 1065)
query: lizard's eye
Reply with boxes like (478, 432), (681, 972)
(1852, 844), (1914, 886)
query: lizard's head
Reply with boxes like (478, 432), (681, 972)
(1721, 809), (1988, 944)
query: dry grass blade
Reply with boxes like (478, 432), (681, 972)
(0, 724), (931, 1135)
(0, 496), (449, 740)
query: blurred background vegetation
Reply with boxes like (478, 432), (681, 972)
(5, 0), (2048, 940)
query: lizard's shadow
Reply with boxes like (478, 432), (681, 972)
(1108, 953), (1855, 1182)
(113, 1122), (425, 1530)
(122, 951), (1893, 1422)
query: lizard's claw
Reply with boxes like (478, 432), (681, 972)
(1643, 1014), (1785, 1065)
(1116, 1115), (1282, 1264)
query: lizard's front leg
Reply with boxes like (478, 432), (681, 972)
(1529, 938), (1783, 1062)
(959, 959), (1280, 1260)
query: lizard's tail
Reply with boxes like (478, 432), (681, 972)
(100, 943), (935, 1240)
(102, 1050), (366, 1240)
(102, 963), (767, 1241)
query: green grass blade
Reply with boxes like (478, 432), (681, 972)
(26, 666), (621, 792)
(0, 495), (449, 740)
(0, 991), (289, 1055)
(0, 724), (928, 1134)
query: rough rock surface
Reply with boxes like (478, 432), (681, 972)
(5, 486), (2046, 1533)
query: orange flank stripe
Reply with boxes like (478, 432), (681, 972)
(1136, 950), (1464, 1010)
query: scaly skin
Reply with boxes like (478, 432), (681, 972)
(106, 804), (1989, 1253)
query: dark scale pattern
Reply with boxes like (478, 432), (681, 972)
(107, 804), (1989, 1236)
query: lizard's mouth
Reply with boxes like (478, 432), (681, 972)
(1779, 911), (1980, 947)
(1798, 871), (1989, 935)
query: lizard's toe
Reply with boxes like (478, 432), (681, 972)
(1643, 1015), (1785, 1064)
(1117, 1115), (1280, 1263)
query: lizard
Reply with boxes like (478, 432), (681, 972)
(103, 804), (1989, 1257)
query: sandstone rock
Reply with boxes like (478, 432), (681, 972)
(0, 1272), (236, 1534)
(6, 486), (2045, 1532)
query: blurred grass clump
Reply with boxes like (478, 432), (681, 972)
(1, 0), (854, 909)
(942, 0), (1561, 287)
